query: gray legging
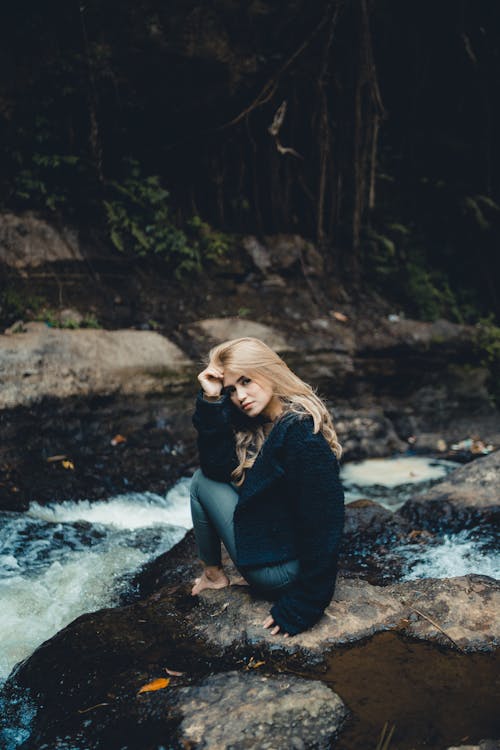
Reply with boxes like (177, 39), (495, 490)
(190, 469), (299, 596)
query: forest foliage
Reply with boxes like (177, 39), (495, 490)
(1, 0), (499, 321)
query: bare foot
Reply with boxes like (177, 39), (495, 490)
(191, 567), (230, 595)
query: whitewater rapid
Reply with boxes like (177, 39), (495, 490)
(0, 478), (192, 681)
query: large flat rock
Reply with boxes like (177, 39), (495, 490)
(138, 534), (500, 656)
(187, 574), (499, 656)
(0, 324), (193, 408)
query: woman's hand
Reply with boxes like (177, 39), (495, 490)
(198, 365), (224, 399)
(262, 615), (289, 638)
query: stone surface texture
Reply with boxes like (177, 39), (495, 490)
(401, 449), (500, 527)
(0, 211), (83, 268)
(176, 671), (347, 750)
(0, 324), (193, 408)
(188, 317), (291, 352)
(186, 574), (499, 656)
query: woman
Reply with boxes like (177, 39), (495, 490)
(190, 337), (344, 636)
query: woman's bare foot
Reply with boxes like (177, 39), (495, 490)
(191, 566), (230, 595)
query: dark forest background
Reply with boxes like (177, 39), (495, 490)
(1, 0), (499, 323)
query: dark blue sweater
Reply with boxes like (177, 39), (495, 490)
(192, 392), (345, 635)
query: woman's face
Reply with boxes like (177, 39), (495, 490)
(222, 370), (281, 420)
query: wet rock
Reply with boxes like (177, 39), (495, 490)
(0, 393), (196, 511)
(176, 671), (347, 749)
(0, 211), (83, 269)
(0, 326), (194, 408)
(400, 450), (500, 530)
(340, 500), (411, 582)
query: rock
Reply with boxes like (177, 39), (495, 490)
(334, 408), (407, 460)
(176, 671), (347, 749)
(340, 500), (411, 582)
(58, 307), (84, 327)
(400, 450), (500, 529)
(187, 317), (291, 353)
(4, 319), (26, 335)
(181, 574), (500, 656)
(0, 211), (83, 269)
(446, 741), (500, 750)
(242, 234), (323, 276)
(356, 317), (477, 355)
(137, 534), (500, 657)
(0, 326), (194, 408)
(391, 575), (500, 652)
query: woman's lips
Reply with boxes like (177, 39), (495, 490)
(242, 402), (254, 410)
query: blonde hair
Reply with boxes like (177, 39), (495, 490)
(207, 337), (342, 484)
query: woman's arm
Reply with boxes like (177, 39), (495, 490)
(192, 391), (238, 483)
(269, 422), (345, 635)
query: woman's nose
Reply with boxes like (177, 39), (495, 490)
(236, 384), (246, 401)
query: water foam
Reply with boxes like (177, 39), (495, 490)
(399, 530), (500, 581)
(0, 478), (192, 681)
(27, 477), (193, 530)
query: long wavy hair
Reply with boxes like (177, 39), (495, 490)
(207, 337), (342, 484)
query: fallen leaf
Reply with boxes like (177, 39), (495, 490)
(164, 667), (184, 677)
(245, 656), (266, 670)
(62, 460), (74, 470)
(111, 434), (127, 446)
(331, 311), (348, 322)
(137, 677), (170, 695)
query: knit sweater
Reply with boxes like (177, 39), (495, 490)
(192, 392), (345, 635)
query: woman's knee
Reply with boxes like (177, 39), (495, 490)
(243, 559), (300, 594)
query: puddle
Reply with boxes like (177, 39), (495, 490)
(321, 631), (500, 749)
(342, 455), (457, 510)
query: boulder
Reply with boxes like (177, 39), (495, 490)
(334, 408), (407, 460)
(187, 317), (291, 353)
(0, 325), (194, 408)
(176, 671), (347, 749)
(401, 450), (500, 529)
(356, 316), (476, 356)
(242, 234), (323, 276)
(0, 211), (83, 269)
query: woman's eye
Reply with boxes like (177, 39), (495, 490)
(241, 378), (251, 385)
